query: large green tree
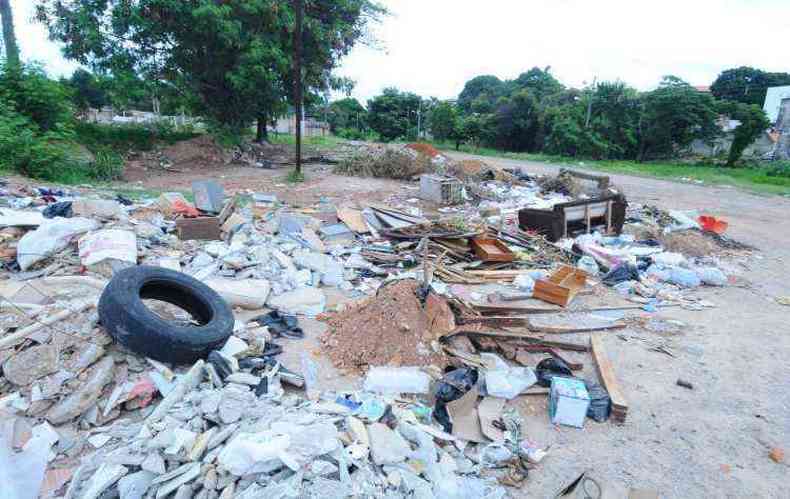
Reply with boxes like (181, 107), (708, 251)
(327, 97), (366, 134)
(367, 88), (422, 141)
(458, 75), (505, 114)
(716, 100), (771, 166)
(637, 76), (719, 161)
(36, 0), (384, 137)
(711, 66), (790, 106)
(65, 69), (108, 112)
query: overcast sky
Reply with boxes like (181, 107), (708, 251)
(11, 0), (790, 104)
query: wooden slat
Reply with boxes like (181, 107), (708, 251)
(590, 335), (628, 423)
(337, 207), (369, 234)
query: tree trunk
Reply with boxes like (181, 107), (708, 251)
(0, 0), (19, 67)
(256, 115), (269, 143)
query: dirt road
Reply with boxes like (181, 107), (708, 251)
(443, 152), (790, 498)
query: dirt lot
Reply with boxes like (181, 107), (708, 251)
(119, 152), (790, 497)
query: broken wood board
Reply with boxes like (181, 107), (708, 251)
(470, 237), (515, 263)
(590, 335), (628, 423)
(443, 328), (591, 352)
(337, 207), (369, 234)
(533, 265), (588, 307)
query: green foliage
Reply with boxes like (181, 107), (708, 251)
(766, 162), (790, 178)
(637, 76), (720, 161)
(458, 75), (505, 114)
(65, 69), (108, 111)
(711, 66), (790, 106)
(367, 88), (423, 141)
(427, 101), (459, 142)
(286, 169), (305, 183)
(37, 0), (386, 140)
(87, 148), (124, 181)
(74, 122), (198, 154)
(716, 101), (771, 166)
(0, 63), (73, 132)
(327, 98), (367, 134)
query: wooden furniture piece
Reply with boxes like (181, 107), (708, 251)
(470, 237), (515, 263)
(532, 265), (588, 307)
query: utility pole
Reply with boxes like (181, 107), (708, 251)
(293, 0), (303, 177)
(416, 101), (422, 140)
(585, 76), (597, 129)
(0, 0), (19, 67)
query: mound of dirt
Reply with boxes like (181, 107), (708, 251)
(161, 135), (231, 168)
(320, 279), (448, 372)
(450, 159), (514, 182)
(406, 142), (441, 158)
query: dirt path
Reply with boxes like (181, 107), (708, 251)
(444, 152), (790, 497)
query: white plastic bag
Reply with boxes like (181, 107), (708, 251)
(78, 229), (137, 266)
(17, 217), (99, 270)
(364, 367), (431, 394)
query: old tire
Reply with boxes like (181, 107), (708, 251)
(98, 266), (234, 365)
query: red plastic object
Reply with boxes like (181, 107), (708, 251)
(698, 215), (728, 234)
(172, 199), (200, 218)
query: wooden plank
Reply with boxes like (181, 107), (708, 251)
(337, 207), (369, 234)
(176, 217), (221, 241)
(590, 335), (628, 423)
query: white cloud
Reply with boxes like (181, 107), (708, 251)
(336, 0), (790, 103)
(8, 0), (790, 103)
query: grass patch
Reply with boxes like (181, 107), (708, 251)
(285, 168), (306, 183)
(431, 141), (790, 196)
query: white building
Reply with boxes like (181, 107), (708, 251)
(763, 85), (790, 125)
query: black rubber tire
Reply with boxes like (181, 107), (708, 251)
(98, 266), (234, 365)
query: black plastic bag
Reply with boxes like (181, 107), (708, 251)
(602, 263), (640, 286)
(536, 357), (573, 387)
(434, 367), (479, 433)
(584, 380), (611, 422)
(43, 201), (73, 219)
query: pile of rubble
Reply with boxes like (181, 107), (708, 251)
(333, 143), (448, 179)
(0, 160), (751, 498)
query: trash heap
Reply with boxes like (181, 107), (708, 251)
(0, 163), (753, 498)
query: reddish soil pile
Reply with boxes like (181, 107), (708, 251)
(320, 279), (448, 372)
(407, 142), (441, 158)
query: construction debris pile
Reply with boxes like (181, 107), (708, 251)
(0, 158), (751, 498)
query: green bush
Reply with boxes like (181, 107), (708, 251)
(0, 63), (74, 132)
(74, 121), (198, 153)
(766, 162), (790, 178)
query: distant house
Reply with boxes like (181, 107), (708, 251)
(693, 85), (711, 93)
(764, 85), (790, 159)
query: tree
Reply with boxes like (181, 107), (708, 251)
(327, 97), (366, 134)
(458, 75), (505, 113)
(428, 101), (459, 142)
(490, 89), (542, 152)
(367, 88), (422, 141)
(711, 66), (790, 106)
(36, 0), (385, 137)
(637, 76), (719, 161)
(513, 67), (564, 101)
(717, 100), (771, 166)
(0, 0), (19, 67)
(66, 69), (108, 112)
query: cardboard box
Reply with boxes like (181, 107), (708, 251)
(549, 377), (590, 428)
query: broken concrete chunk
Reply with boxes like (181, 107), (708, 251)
(367, 423), (411, 465)
(218, 385), (255, 424)
(205, 278), (270, 310)
(46, 356), (114, 425)
(164, 428), (197, 456)
(118, 470), (156, 499)
(66, 343), (106, 373)
(219, 336), (249, 358)
(2, 345), (59, 386)
(153, 462), (200, 499)
(267, 287), (326, 316)
(174, 484), (195, 499)
(188, 427), (217, 461)
(141, 453), (166, 475)
(225, 373), (261, 386)
(81, 464), (128, 499)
